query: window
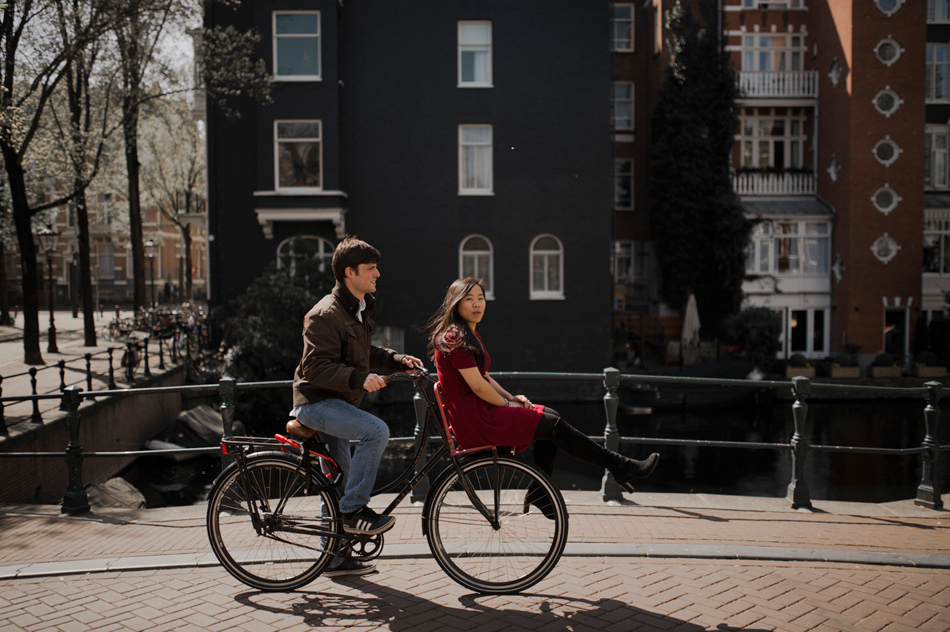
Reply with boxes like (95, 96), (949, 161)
(742, 0), (803, 8)
(530, 235), (564, 300)
(611, 4), (634, 52)
(746, 221), (830, 276)
(926, 126), (950, 189)
(273, 11), (320, 80)
(871, 233), (900, 264)
(737, 112), (806, 169)
(98, 244), (115, 278)
(873, 89), (901, 117)
(612, 82), (634, 130)
(741, 35), (804, 72)
(277, 236), (333, 276)
(458, 21), (492, 87)
(874, 39), (902, 66)
(459, 125), (493, 194)
(875, 0), (903, 16)
(789, 309), (826, 355)
(614, 159), (633, 210)
(872, 186), (900, 215)
(872, 138), (900, 167)
(827, 154), (841, 182)
(275, 120), (322, 191)
(930, 0), (950, 22)
(927, 44), (950, 102)
(460, 235), (494, 298)
(924, 211), (950, 274)
(613, 241), (643, 284)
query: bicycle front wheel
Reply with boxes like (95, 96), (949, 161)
(207, 454), (340, 591)
(425, 456), (568, 594)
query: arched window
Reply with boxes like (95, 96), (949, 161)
(277, 235), (334, 277)
(459, 235), (494, 298)
(530, 234), (564, 300)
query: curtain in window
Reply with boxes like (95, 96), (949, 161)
(461, 127), (492, 190)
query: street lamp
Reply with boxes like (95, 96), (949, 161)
(144, 239), (156, 306)
(36, 222), (60, 353)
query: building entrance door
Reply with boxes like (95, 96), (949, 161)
(884, 307), (908, 359)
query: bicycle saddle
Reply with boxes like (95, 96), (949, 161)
(285, 418), (318, 440)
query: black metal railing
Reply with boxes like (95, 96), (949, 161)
(0, 370), (945, 515)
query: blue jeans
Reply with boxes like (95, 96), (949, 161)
(291, 399), (390, 514)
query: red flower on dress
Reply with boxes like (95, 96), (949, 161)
(440, 326), (463, 353)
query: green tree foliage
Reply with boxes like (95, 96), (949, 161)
(213, 244), (334, 433)
(648, 0), (751, 338)
(724, 306), (781, 373)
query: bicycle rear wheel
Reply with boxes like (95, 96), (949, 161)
(207, 454), (340, 591)
(424, 455), (568, 594)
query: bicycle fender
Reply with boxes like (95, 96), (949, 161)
(420, 464), (462, 537)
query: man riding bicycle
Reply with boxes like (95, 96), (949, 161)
(290, 236), (422, 576)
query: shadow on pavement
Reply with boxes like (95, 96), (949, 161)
(234, 578), (770, 631)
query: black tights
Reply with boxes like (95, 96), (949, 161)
(530, 408), (626, 477)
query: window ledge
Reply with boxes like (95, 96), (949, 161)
(272, 76), (322, 82)
(458, 191), (495, 196)
(255, 189), (347, 197)
(530, 294), (566, 301)
(458, 83), (494, 88)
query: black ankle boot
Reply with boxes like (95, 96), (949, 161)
(523, 482), (557, 520)
(613, 453), (660, 492)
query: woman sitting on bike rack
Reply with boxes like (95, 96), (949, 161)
(426, 277), (660, 517)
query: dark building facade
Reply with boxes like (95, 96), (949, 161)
(205, 1), (614, 371)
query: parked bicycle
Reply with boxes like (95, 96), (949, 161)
(205, 369), (568, 594)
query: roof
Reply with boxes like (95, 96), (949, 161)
(925, 192), (950, 209)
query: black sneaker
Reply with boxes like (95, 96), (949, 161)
(342, 506), (395, 535)
(324, 557), (376, 577)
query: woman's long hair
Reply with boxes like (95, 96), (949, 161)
(425, 277), (487, 371)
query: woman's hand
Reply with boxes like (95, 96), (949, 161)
(510, 394), (533, 408)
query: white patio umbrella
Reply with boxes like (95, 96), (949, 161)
(681, 293), (701, 350)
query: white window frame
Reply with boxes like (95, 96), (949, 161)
(875, 0), (904, 17)
(737, 111), (806, 169)
(276, 235), (334, 275)
(741, 34), (804, 72)
(924, 210), (950, 275)
(530, 234), (565, 300)
(745, 220), (830, 277)
(611, 4), (634, 53)
(930, 0), (950, 22)
(613, 240), (641, 284)
(927, 44), (950, 103)
(459, 235), (494, 299)
(274, 120), (323, 193)
(458, 124), (493, 195)
(98, 244), (115, 279)
(872, 137), (901, 167)
(871, 186), (901, 215)
(874, 38), (902, 67)
(272, 11), (321, 81)
(612, 82), (634, 131)
(786, 307), (829, 358)
(926, 125), (950, 190)
(614, 159), (633, 210)
(458, 21), (492, 88)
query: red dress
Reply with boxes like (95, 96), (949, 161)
(434, 331), (543, 453)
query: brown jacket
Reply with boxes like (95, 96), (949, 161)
(292, 283), (404, 408)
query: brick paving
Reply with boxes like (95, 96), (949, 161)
(1, 493), (948, 631)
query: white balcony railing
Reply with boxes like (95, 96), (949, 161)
(736, 70), (818, 99)
(732, 170), (816, 196)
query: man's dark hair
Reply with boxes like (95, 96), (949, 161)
(331, 236), (380, 283)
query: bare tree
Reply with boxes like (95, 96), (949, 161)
(0, 0), (125, 363)
(140, 97), (203, 301)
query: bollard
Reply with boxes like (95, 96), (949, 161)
(107, 348), (117, 389)
(143, 337), (151, 378)
(219, 377), (236, 437)
(786, 375), (812, 509)
(58, 360), (66, 391)
(0, 375), (6, 435)
(916, 382), (944, 510)
(29, 367), (41, 424)
(61, 386), (90, 515)
(185, 331), (192, 362)
(125, 341), (135, 382)
(158, 338), (166, 370)
(85, 353), (93, 393)
(602, 367), (623, 503)
(410, 390), (431, 504)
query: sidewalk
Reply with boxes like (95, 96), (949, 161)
(1, 491), (948, 631)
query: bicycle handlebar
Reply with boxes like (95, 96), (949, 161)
(383, 368), (434, 384)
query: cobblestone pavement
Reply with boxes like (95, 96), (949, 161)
(1, 493), (948, 631)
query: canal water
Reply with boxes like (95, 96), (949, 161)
(119, 394), (950, 508)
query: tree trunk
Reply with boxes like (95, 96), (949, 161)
(182, 223), (192, 301)
(73, 186), (97, 346)
(122, 96), (146, 311)
(1, 145), (43, 364)
(0, 219), (12, 326)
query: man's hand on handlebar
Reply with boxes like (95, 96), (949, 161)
(400, 355), (424, 370)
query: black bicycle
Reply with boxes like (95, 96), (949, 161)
(205, 369), (569, 595)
